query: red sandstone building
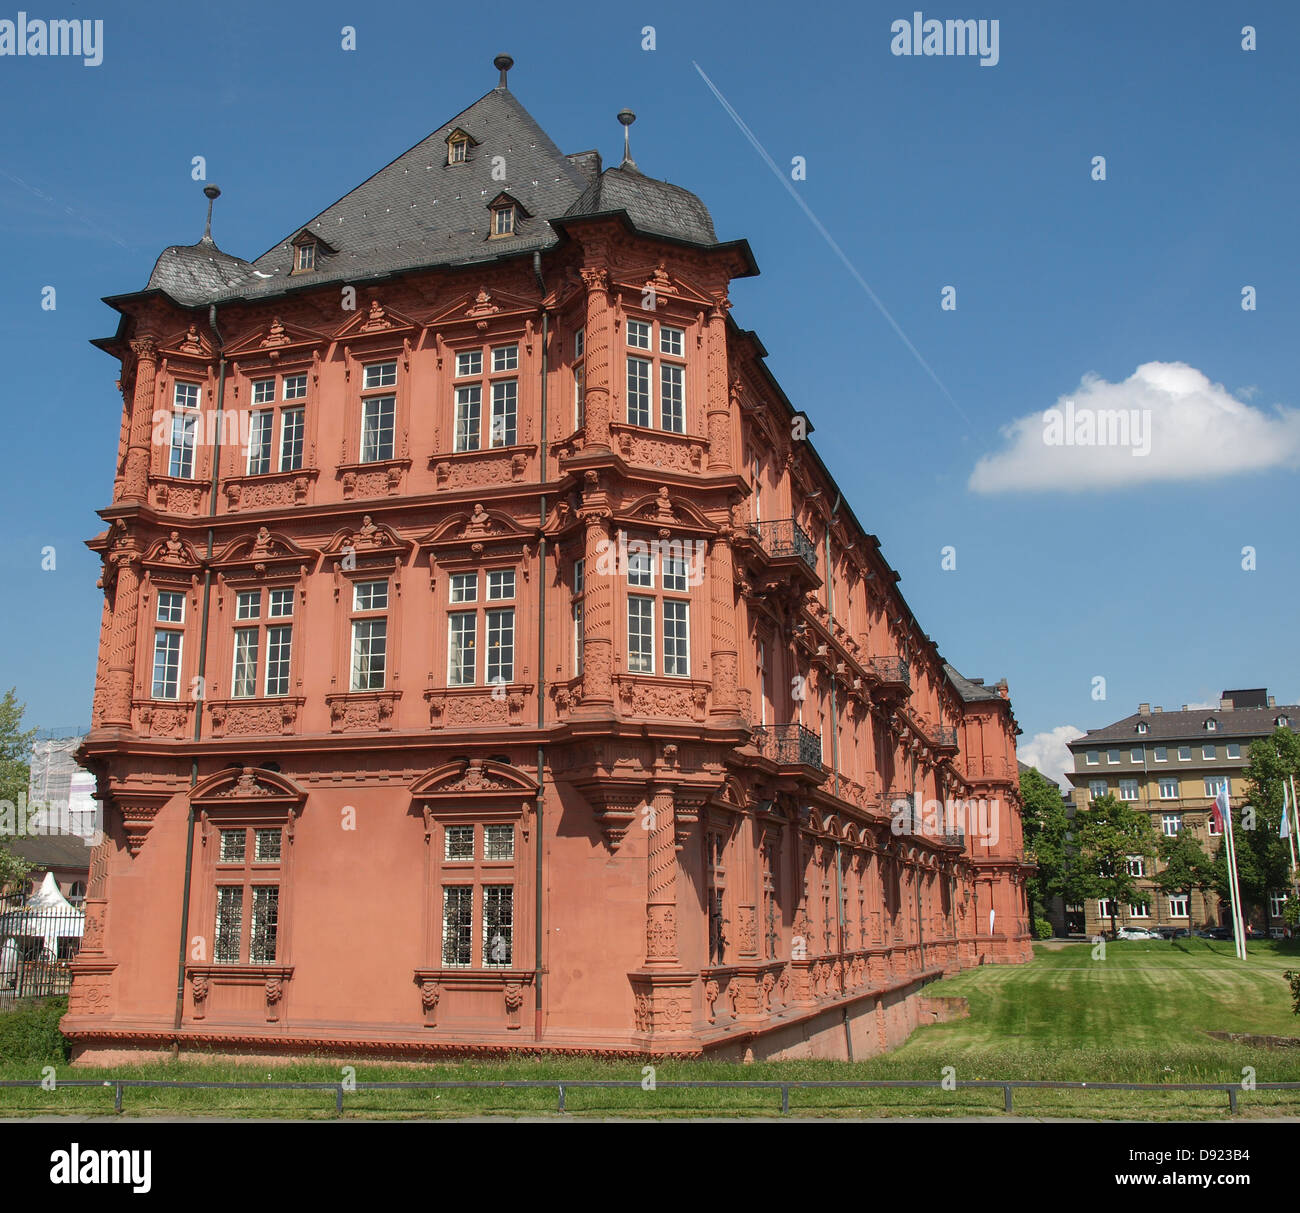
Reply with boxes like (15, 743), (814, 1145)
(68, 58), (1031, 1063)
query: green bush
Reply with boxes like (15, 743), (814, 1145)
(1033, 917), (1054, 940)
(0, 997), (71, 1064)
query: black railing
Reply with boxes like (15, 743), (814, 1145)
(0, 1076), (1288, 1117)
(0, 894), (83, 1008)
(932, 725), (958, 749)
(748, 519), (817, 572)
(870, 656), (910, 687)
(753, 722), (823, 768)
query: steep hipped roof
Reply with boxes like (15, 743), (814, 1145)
(944, 663), (1003, 703)
(1070, 704), (1299, 746)
(127, 79), (725, 311)
(563, 162), (718, 245)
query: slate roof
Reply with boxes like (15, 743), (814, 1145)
(8, 833), (92, 871)
(944, 663), (1003, 703)
(1070, 704), (1300, 746)
(137, 82), (724, 309)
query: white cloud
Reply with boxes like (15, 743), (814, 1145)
(1018, 725), (1084, 789)
(969, 361), (1300, 493)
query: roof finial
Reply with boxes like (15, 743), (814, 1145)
(201, 184), (221, 243)
(617, 108), (637, 169)
(494, 53), (514, 89)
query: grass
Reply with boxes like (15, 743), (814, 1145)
(2, 938), (1298, 1119)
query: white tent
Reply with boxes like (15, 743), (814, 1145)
(0, 874), (84, 984)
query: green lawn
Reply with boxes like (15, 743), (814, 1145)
(2, 939), (1297, 1119)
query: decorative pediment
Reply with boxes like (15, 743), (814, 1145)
(419, 504), (532, 557)
(323, 515), (412, 567)
(291, 227), (336, 254)
(225, 316), (327, 359)
(142, 531), (202, 572)
(160, 322), (213, 359)
(410, 758), (539, 800)
(712, 775), (750, 813)
(192, 765), (306, 808)
(614, 488), (716, 537)
(487, 191), (531, 219)
(334, 298), (421, 341)
(426, 286), (540, 330)
(212, 528), (319, 577)
(613, 263), (715, 308)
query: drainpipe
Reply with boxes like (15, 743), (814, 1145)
(172, 300), (226, 1032)
(532, 251), (548, 1040)
(825, 497), (840, 799)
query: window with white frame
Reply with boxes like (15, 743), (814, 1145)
(1178, 745), (1191, 761)
(446, 569), (515, 687)
(1158, 777), (1178, 800)
(1137, 722), (1148, 734)
(573, 328), (585, 429)
(1119, 779), (1139, 801)
(1205, 719), (1217, 732)
(1202, 744), (1216, 760)
(349, 579), (388, 691)
(1128, 902), (1150, 919)
(1208, 809), (1222, 837)
(623, 537), (691, 678)
(1131, 747), (1143, 762)
(1162, 813), (1182, 837)
(360, 361), (396, 463)
(1226, 743), (1240, 760)
(230, 586), (294, 698)
(1126, 855), (1145, 877)
(1168, 895), (1189, 918)
(1204, 776), (1228, 799)
(1270, 891), (1289, 919)
(454, 343), (518, 451)
(1085, 750), (1099, 766)
(1088, 780), (1107, 800)
(571, 558), (584, 678)
(1098, 899), (1118, 919)
(169, 381), (200, 478)
(151, 590), (185, 699)
(625, 317), (687, 432)
(1154, 746), (1168, 762)
(1107, 749), (1121, 765)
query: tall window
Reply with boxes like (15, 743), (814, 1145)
(1161, 813), (1182, 837)
(169, 381), (200, 478)
(1118, 779), (1139, 801)
(350, 579), (388, 691)
(360, 361), (396, 463)
(446, 569), (515, 686)
(454, 344), (518, 451)
(1169, 895), (1189, 918)
(1088, 780), (1107, 800)
(571, 559), (584, 677)
(625, 318), (686, 432)
(1158, 777), (1178, 800)
(245, 374), (307, 474)
(1270, 891), (1288, 919)
(230, 587), (293, 698)
(1126, 855), (1145, 877)
(152, 591), (185, 699)
(439, 822), (516, 968)
(624, 537), (691, 678)
(706, 830), (727, 965)
(214, 825), (283, 964)
(573, 328), (585, 429)
(1204, 776), (1228, 798)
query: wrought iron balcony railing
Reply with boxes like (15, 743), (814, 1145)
(748, 518), (817, 572)
(869, 656), (911, 687)
(752, 722), (824, 769)
(931, 724), (959, 750)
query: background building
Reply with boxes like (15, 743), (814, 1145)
(1066, 689), (1297, 936)
(67, 59), (1032, 1064)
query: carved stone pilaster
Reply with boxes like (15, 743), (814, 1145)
(580, 267), (612, 449)
(705, 294), (731, 471)
(708, 535), (739, 716)
(578, 509), (613, 707)
(644, 785), (678, 966)
(102, 533), (143, 728)
(122, 336), (159, 502)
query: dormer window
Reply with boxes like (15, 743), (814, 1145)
(492, 204), (515, 237)
(1136, 722), (1148, 734)
(289, 231), (334, 274)
(297, 243), (315, 271)
(1278, 714), (1291, 728)
(1205, 718), (1217, 731)
(445, 127), (478, 166)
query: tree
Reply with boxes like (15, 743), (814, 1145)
(1018, 767), (1070, 921)
(1212, 728), (1300, 920)
(0, 687), (36, 894)
(1154, 829), (1217, 904)
(1074, 794), (1158, 938)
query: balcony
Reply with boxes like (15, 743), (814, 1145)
(752, 722), (823, 770)
(930, 724), (959, 753)
(869, 656), (911, 703)
(748, 518), (817, 571)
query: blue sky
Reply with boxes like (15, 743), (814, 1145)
(1, 1), (1296, 782)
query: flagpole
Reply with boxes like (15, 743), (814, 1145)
(1289, 776), (1300, 904)
(1219, 784), (1247, 959)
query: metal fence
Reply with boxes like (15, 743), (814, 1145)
(0, 1077), (1296, 1117)
(0, 895), (83, 1009)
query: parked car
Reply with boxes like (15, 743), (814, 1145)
(1269, 927), (1286, 940)
(1203, 926), (1234, 940)
(1116, 926), (1161, 940)
(1155, 926), (1189, 940)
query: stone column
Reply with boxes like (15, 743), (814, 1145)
(708, 531), (739, 717)
(122, 337), (159, 503)
(580, 267), (612, 450)
(579, 508), (614, 708)
(102, 533), (143, 729)
(644, 784), (678, 966)
(705, 293), (731, 471)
